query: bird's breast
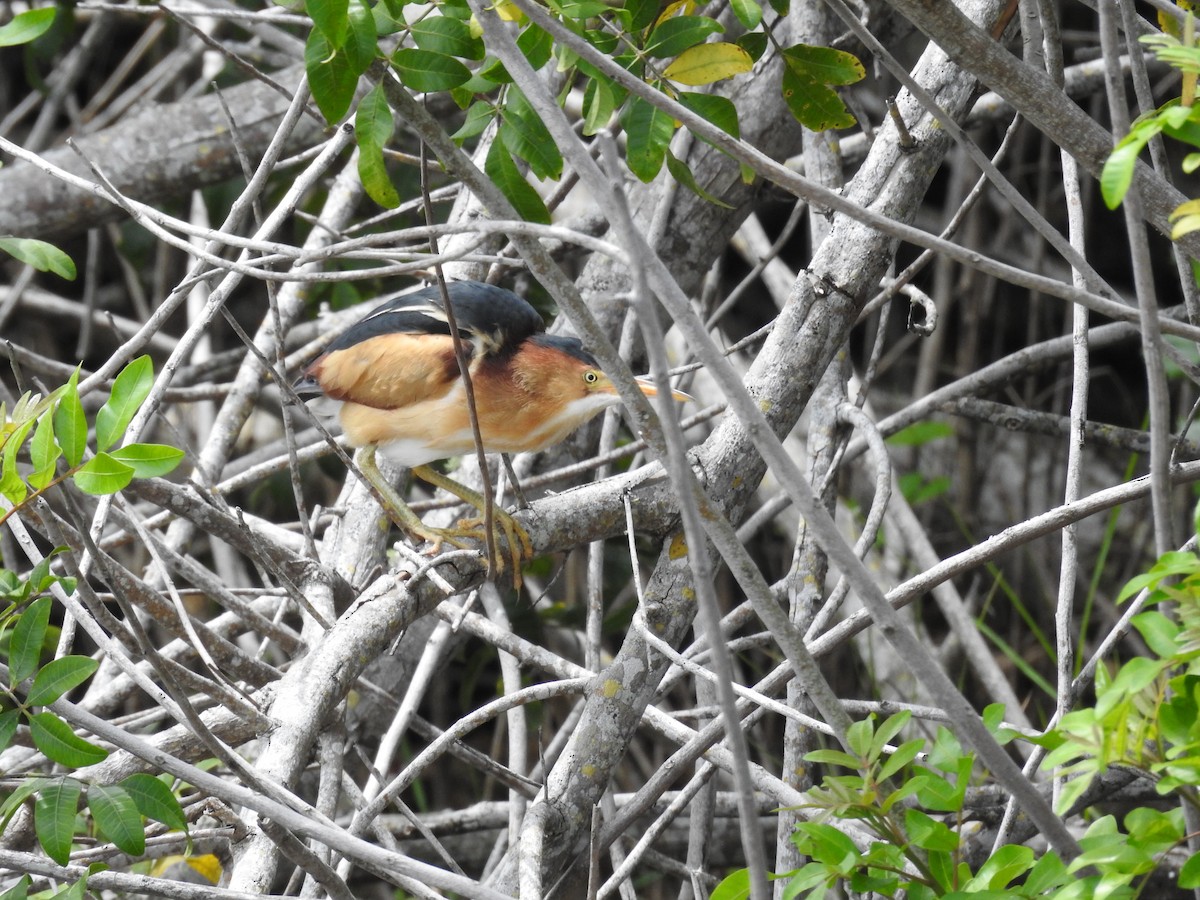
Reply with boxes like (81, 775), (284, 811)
(332, 374), (615, 465)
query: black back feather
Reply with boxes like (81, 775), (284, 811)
(324, 282), (546, 357)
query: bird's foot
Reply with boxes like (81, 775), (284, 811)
(454, 507), (533, 587)
(392, 510), (531, 588)
(399, 520), (474, 555)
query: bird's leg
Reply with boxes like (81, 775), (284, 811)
(355, 447), (473, 552)
(411, 464), (534, 579)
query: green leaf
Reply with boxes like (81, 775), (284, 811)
(72, 453), (135, 495)
(1, 412), (36, 505)
(451, 72), (499, 107)
(0, 709), (20, 754)
(1053, 769), (1095, 815)
(878, 738), (924, 782)
(0, 457), (25, 505)
(11, 595), (52, 686)
(344, 0), (378, 73)
(306, 28), (359, 123)
(89, 784), (145, 856)
(623, 95), (675, 182)
(583, 76), (618, 135)
(109, 443), (185, 479)
(912, 768), (963, 811)
(500, 91), (563, 180)
(737, 31), (767, 62)
(307, 0), (349, 47)
(666, 151), (733, 208)
(1162, 104), (1200, 148)
(484, 139), (550, 224)
(888, 420), (954, 446)
(870, 711), (912, 759)
(553, 0), (612, 17)
(0, 569), (19, 597)
(28, 657), (99, 707)
(625, 0), (660, 32)
(355, 84), (399, 209)
(411, 16), (484, 60)
(392, 48), (471, 92)
(53, 370), (87, 468)
(710, 868), (751, 900)
(451, 100), (497, 142)
(803, 748), (861, 768)
(1180, 851), (1200, 888)
(121, 774), (187, 832)
(905, 808), (960, 852)
(48, 877), (89, 900)
(729, 0), (762, 29)
(0, 778), (49, 828)
(0, 237), (76, 279)
(967, 843), (1035, 890)
(373, 0), (406, 35)
(678, 92), (739, 138)
(28, 412), (62, 491)
(663, 42), (753, 85)
(845, 715), (874, 756)
(1132, 609), (1181, 658)
(1023, 849), (1070, 893)
(517, 22), (554, 70)
(645, 16), (723, 58)
(96, 355), (153, 451)
(27, 550), (64, 596)
(795, 821), (860, 865)
(0, 875), (30, 900)
(34, 778), (82, 865)
(29, 712), (109, 767)
(1101, 129), (1156, 210)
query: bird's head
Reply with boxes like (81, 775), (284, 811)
(513, 334), (692, 442)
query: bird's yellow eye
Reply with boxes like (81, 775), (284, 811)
(584, 371), (600, 385)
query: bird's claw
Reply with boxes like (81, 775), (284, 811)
(455, 509), (533, 588)
(397, 511), (531, 588)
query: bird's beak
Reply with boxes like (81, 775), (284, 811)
(634, 375), (693, 403)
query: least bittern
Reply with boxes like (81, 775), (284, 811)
(295, 280), (690, 575)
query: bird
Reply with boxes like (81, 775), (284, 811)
(294, 280), (690, 576)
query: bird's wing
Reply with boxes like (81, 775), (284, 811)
(296, 282), (546, 411)
(300, 332), (460, 411)
(328, 282), (545, 358)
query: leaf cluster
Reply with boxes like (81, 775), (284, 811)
(300, 0), (864, 215)
(714, 548), (1200, 898)
(2, 772), (187, 867)
(0, 357), (184, 523)
(0, 360), (191, 884)
(1101, 17), (1200, 239)
(0, 582), (188, 868)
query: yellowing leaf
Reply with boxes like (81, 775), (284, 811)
(663, 42), (752, 86)
(149, 854), (221, 884)
(186, 855), (223, 883)
(1160, 1), (1197, 36)
(1171, 198), (1200, 221)
(654, 0), (697, 27)
(1173, 213), (1200, 239)
(492, 0), (524, 21)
